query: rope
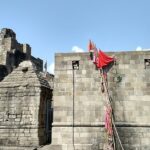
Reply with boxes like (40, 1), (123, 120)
(112, 117), (124, 150)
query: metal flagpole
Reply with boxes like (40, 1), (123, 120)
(72, 60), (79, 150)
(72, 66), (75, 150)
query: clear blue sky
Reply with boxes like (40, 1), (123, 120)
(0, 0), (150, 73)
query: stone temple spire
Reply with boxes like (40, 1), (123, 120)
(0, 28), (16, 39)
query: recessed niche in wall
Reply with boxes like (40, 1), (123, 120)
(72, 60), (79, 70)
(144, 59), (150, 69)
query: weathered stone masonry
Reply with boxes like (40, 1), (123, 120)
(0, 28), (150, 150)
(0, 61), (53, 150)
(0, 28), (54, 150)
(0, 28), (43, 81)
(51, 51), (150, 150)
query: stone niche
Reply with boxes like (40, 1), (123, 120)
(0, 61), (53, 149)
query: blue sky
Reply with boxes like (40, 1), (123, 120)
(0, 0), (150, 73)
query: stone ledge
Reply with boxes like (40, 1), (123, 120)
(52, 122), (150, 127)
(0, 146), (35, 150)
(37, 144), (94, 150)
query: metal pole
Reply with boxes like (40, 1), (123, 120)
(72, 67), (75, 150)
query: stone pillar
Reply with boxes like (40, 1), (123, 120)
(23, 44), (31, 59)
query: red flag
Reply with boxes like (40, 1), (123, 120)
(96, 50), (114, 68)
(105, 105), (113, 136)
(88, 40), (93, 52)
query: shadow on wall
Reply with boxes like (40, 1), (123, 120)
(38, 88), (53, 146)
(0, 65), (8, 81)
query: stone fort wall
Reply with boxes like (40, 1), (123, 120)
(51, 51), (150, 150)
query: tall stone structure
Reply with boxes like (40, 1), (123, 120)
(0, 28), (43, 81)
(0, 27), (150, 150)
(0, 61), (53, 150)
(50, 51), (150, 150)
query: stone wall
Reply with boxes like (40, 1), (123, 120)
(109, 51), (150, 150)
(0, 28), (43, 81)
(51, 51), (150, 150)
(0, 61), (53, 150)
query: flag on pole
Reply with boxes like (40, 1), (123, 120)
(96, 50), (114, 69)
(88, 40), (95, 60)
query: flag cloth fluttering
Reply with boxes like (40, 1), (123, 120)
(88, 40), (114, 69)
(88, 40), (115, 150)
(97, 50), (114, 69)
(88, 40), (96, 60)
(88, 40), (93, 52)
